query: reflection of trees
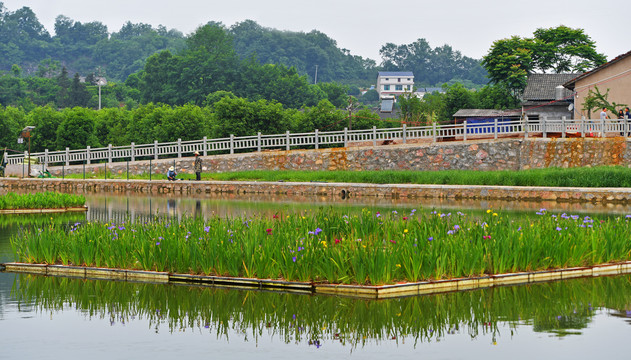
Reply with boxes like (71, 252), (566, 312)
(11, 274), (631, 347)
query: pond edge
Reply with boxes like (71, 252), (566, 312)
(2, 261), (630, 299)
(0, 205), (88, 214)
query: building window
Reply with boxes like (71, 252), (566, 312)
(395, 85), (403, 91)
(398, 78), (401, 82)
(384, 85), (390, 91)
(385, 78), (389, 81)
(406, 85), (411, 90)
(407, 78), (411, 81)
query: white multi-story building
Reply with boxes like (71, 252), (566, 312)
(376, 71), (414, 100)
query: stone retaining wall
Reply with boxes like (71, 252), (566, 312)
(5, 137), (631, 178)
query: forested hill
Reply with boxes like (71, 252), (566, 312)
(0, 3), (486, 85)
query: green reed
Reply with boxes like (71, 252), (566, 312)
(12, 274), (631, 346)
(0, 191), (85, 210)
(11, 208), (631, 285)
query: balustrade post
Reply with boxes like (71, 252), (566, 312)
(562, 116), (566, 138)
(286, 131), (290, 151)
(108, 144), (112, 163)
(432, 122), (437, 143)
(372, 126), (377, 147)
(524, 115), (529, 139)
(543, 116), (547, 138)
(131, 142), (135, 162)
(315, 129), (319, 150)
(463, 121), (467, 141)
(581, 116), (585, 138)
(177, 138), (182, 158)
(344, 128), (348, 147)
(230, 134), (234, 154)
(257, 133), (261, 152)
(44, 149), (49, 171)
(66, 147), (70, 166)
(154, 140), (159, 160)
(601, 116), (605, 138)
(402, 124), (407, 144)
(626, 115), (629, 137)
(494, 118), (498, 140)
(203, 136), (208, 156)
(86, 146), (91, 164)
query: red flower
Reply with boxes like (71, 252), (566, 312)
(266, 228), (273, 235)
(334, 238), (341, 245)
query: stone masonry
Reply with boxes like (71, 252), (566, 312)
(5, 137), (631, 177)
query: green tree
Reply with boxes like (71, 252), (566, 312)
(581, 86), (627, 118)
(56, 107), (98, 150)
(531, 26), (607, 73)
(443, 83), (476, 119)
(316, 82), (349, 108)
(481, 36), (533, 98)
(398, 92), (424, 124)
(482, 26), (607, 98)
(69, 73), (91, 107)
(56, 67), (71, 108)
(26, 105), (63, 152)
(0, 105), (25, 150)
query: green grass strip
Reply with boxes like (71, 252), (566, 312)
(12, 208), (631, 285)
(63, 166), (631, 188)
(0, 192), (86, 210)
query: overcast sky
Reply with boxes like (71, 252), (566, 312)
(2, 0), (627, 62)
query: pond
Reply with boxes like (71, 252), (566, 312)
(2, 191), (631, 358)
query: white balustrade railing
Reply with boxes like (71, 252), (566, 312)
(4, 118), (629, 167)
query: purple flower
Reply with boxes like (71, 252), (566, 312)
(447, 230), (454, 235)
(314, 228), (322, 235)
(156, 242), (161, 246)
(118, 226), (125, 231)
(556, 227), (562, 231)
(292, 256), (297, 262)
(204, 226), (210, 233)
(107, 225), (116, 230)
(428, 237), (433, 241)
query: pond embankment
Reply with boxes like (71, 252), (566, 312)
(3, 177), (631, 204)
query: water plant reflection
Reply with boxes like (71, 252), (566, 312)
(11, 274), (631, 347)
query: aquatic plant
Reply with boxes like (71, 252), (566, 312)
(10, 209), (631, 284)
(0, 192), (85, 210)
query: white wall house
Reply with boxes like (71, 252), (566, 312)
(377, 71), (414, 100)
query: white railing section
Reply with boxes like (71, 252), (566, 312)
(4, 117), (629, 167)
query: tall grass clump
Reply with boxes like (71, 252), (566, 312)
(11, 208), (631, 285)
(0, 192), (85, 210)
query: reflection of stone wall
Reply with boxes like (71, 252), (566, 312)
(5, 138), (631, 177)
(4, 177), (631, 204)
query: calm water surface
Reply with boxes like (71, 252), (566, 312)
(2, 191), (631, 359)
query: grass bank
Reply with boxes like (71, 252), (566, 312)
(63, 166), (631, 188)
(12, 208), (631, 285)
(0, 192), (85, 210)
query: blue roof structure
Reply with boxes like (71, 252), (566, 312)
(378, 71), (414, 77)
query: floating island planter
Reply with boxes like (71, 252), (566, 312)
(0, 192), (87, 214)
(5, 208), (631, 298)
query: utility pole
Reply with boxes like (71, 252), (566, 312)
(347, 96), (355, 130)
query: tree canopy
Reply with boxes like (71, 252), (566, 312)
(482, 25), (607, 97)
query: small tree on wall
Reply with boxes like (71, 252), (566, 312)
(581, 86), (627, 118)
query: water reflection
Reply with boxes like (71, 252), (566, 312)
(7, 274), (631, 346)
